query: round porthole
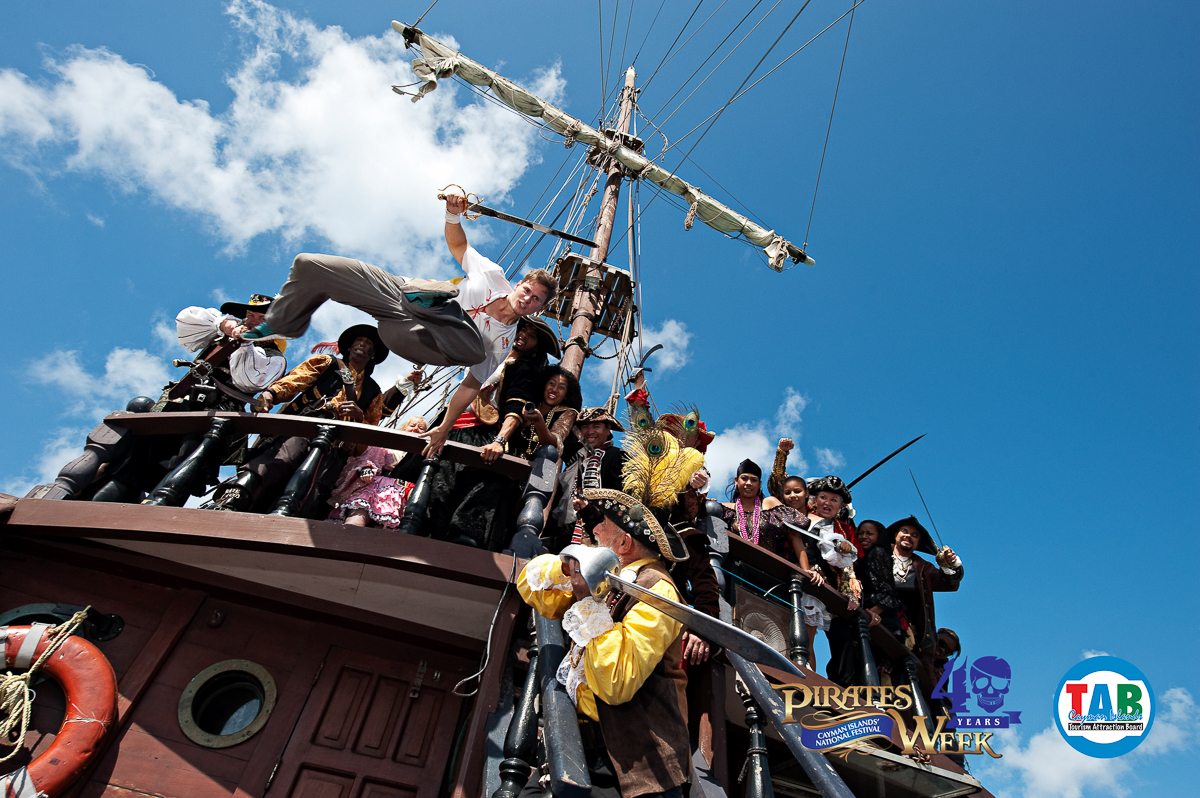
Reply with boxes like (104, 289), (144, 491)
(178, 660), (276, 748)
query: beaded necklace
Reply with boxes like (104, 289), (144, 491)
(735, 496), (762, 545)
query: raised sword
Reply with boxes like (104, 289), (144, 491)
(437, 192), (599, 249)
(846, 433), (927, 489)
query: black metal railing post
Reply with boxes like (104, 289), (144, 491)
(492, 639), (540, 798)
(726, 651), (857, 798)
(736, 677), (775, 798)
(270, 425), (339, 516)
(787, 573), (810, 669)
(904, 657), (937, 737)
(856, 616), (881, 687)
(397, 455), (441, 536)
(143, 417), (233, 506)
(508, 445), (558, 559)
(534, 612), (590, 798)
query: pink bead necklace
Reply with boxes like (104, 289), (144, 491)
(735, 496), (762, 545)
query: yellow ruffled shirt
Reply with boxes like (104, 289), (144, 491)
(517, 553), (683, 721)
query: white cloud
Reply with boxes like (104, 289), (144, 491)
(980, 686), (1197, 798)
(151, 313), (177, 354)
(814, 446), (846, 473)
(32, 347), (172, 417)
(705, 386), (811, 494)
(584, 318), (693, 392)
(774, 387), (808, 438)
(1137, 687), (1196, 756)
(0, 0), (562, 270)
(1082, 649), (1111, 659)
(85, 212), (104, 227)
(2, 427), (89, 497)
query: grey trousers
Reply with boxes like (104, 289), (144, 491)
(266, 253), (486, 368)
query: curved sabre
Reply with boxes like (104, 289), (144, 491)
(606, 571), (805, 678)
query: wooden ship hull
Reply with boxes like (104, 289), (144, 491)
(1, 413), (992, 798)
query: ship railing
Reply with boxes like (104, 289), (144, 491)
(26, 410), (537, 534)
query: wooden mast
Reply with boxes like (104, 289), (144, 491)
(560, 66), (637, 378)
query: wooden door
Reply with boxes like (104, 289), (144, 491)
(269, 646), (462, 798)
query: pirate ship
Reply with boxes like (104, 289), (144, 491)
(1, 12), (994, 798)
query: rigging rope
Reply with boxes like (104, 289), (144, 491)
(805, 1), (857, 248)
(644, 0), (779, 145)
(630, 0), (669, 66)
(639, 0), (707, 93)
(413, 0), (441, 28)
(0, 608), (90, 763)
(597, 0), (610, 123)
(614, 0), (638, 93)
(663, 0), (870, 153)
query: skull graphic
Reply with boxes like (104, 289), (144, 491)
(970, 656), (1011, 713)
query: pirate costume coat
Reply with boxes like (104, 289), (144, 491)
(884, 517), (963, 694)
(213, 325), (386, 515)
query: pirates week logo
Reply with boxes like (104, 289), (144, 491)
(933, 653), (1024, 730)
(775, 683), (1003, 759)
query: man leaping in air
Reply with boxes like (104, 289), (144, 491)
(241, 193), (556, 457)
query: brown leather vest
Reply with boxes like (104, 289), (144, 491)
(595, 560), (691, 797)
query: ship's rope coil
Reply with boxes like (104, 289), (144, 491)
(0, 608), (89, 764)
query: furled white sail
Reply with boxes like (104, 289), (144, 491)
(391, 21), (815, 271)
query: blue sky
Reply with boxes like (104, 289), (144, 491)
(2, 2), (1196, 794)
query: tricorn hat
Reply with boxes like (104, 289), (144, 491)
(337, 324), (390, 368)
(884, 516), (938, 556)
(581, 488), (689, 562)
(518, 315), (562, 359)
(807, 474), (852, 505)
(577, 406), (626, 432)
(220, 293), (274, 318)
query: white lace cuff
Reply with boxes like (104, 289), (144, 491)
(561, 597), (614, 647)
(525, 554), (572, 592)
(556, 647), (587, 706)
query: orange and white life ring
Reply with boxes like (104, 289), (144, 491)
(0, 624), (118, 798)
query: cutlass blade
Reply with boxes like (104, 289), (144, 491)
(605, 571), (805, 679)
(438, 192), (599, 248)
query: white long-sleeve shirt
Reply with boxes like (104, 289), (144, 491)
(175, 306), (287, 392)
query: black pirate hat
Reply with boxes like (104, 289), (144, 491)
(807, 475), (852, 505)
(581, 488), (689, 562)
(884, 516), (939, 556)
(337, 324), (389, 368)
(518, 316), (562, 359)
(220, 293), (274, 318)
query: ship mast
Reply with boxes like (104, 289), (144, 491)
(560, 66), (637, 378)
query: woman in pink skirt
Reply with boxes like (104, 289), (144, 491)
(329, 416), (427, 528)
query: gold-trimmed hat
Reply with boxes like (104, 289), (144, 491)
(577, 406), (625, 432)
(581, 488), (688, 562)
(220, 293), (274, 318)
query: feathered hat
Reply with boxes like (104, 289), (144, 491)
(659, 406), (715, 453)
(580, 409), (705, 561)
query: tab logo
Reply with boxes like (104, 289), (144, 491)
(1053, 656), (1154, 757)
